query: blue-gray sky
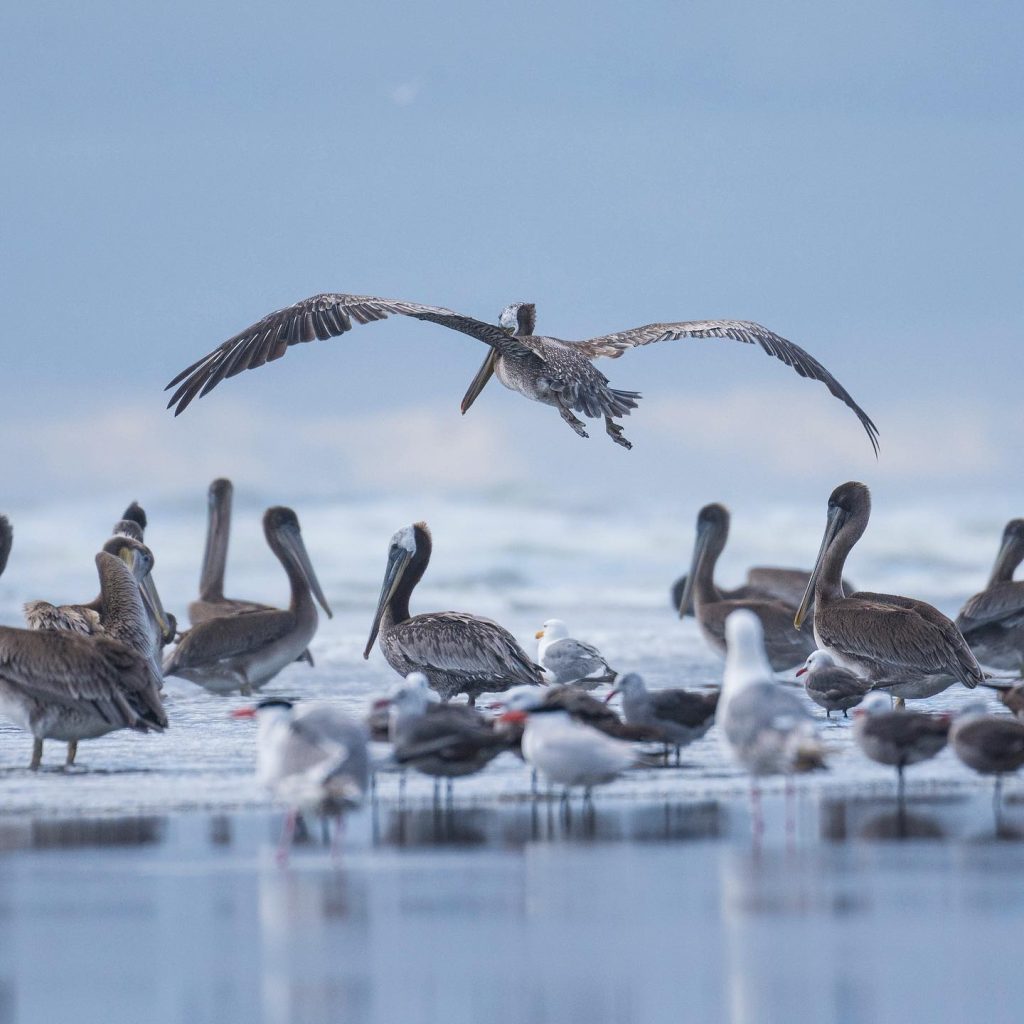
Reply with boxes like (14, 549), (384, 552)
(2, 0), (1021, 514)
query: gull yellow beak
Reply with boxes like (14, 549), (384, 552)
(534, 629), (545, 639)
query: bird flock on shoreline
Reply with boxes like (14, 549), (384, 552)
(2, 477), (1024, 851)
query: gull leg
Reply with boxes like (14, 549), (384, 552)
(65, 741), (78, 768)
(30, 738), (43, 771)
(604, 416), (632, 450)
(557, 404), (590, 439)
(276, 809), (298, 866)
(994, 775), (1005, 835)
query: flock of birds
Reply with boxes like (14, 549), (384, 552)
(3, 474), (1024, 850)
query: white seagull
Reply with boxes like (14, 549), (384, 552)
(535, 618), (617, 688)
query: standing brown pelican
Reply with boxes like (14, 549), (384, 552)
(163, 507), (331, 694)
(188, 479), (314, 664)
(0, 553), (167, 769)
(672, 566), (857, 617)
(678, 503), (815, 670)
(795, 482), (985, 701)
(25, 534), (172, 668)
(955, 519), (1024, 672)
(364, 522), (544, 704)
(165, 294), (880, 452)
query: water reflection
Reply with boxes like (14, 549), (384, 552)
(1, 795), (1024, 1024)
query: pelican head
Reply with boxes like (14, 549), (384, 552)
(102, 534), (173, 643)
(364, 522), (430, 659)
(795, 482), (871, 630)
(498, 302), (536, 336)
(0, 514), (11, 578)
(990, 518), (1024, 585)
(263, 506), (332, 619)
(678, 503), (730, 618)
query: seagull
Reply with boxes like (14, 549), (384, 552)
(388, 679), (508, 797)
(795, 650), (871, 719)
(949, 701), (1024, 820)
(163, 507), (331, 694)
(852, 692), (949, 803)
(718, 610), (824, 777)
(535, 619), (617, 687)
(364, 522), (544, 704)
(231, 698), (369, 859)
(795, 482), (985, 703)
(165, 294), (880, 452)
(500, 691), (636, 801)
(606, 673), (719, 764)
(955, 519), (1024, 673)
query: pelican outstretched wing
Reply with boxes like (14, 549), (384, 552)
(577, 319), (879, 454)
(165, 293), (532, 415)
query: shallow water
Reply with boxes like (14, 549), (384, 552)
(1, 492), (1022, 1022)
(1, 793), (1022, 1024)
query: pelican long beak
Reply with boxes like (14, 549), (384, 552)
(119, 546), (174, 643)
(678, 526), (710, 618)
(460, 350), (498, 414)
(279, 526), (333, 618)
(794, 507), (843, 630)
(364, 545), (412, 659)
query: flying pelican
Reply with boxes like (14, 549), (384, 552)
(165, 293), (880, 452)
(534, 618), (617, 687)
(955, 519), (1024, 673)
(794, 482), (985, 702)
(163, 506), (331, 694)
(0, 553), (167, 768)
(364, 522), (544, 705)
(678, 503), (815, 670)
(796, 650), (871, 719)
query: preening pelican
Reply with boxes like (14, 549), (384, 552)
(166, 293), (879, 452)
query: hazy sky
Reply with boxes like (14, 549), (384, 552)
(2, 0), (1021, 515)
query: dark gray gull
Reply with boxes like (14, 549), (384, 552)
(795, 649), (871, 719)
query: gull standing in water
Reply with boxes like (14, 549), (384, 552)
(794, 482), (984, 703)
(606, 673), (719, 764)
(500, 689), (636, 803)
(163, 507), (331, 694)
(955, 519), (1024, 673)
(678, 504), (815, 670)
(535, 619), (617, 687)
(166, 293), (879, 452)
(949, 702), (1024, 826)
(232, 698), (369, 860)
(364, 522), (544, 704)
(0, 553), (167, 768)
(853, 693), (950, 805)
(796, 650), (871, 719)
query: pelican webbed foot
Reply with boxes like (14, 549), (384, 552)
(30, 738), (43, 771)
(604, 417), (632, 450)
(558, 405), (589, 439)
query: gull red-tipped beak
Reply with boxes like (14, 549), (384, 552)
(498, 710), (528, 725)
(795, 667), (808, 677)
(603, 689), (620, 704)
(231, 706), (256, 719)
